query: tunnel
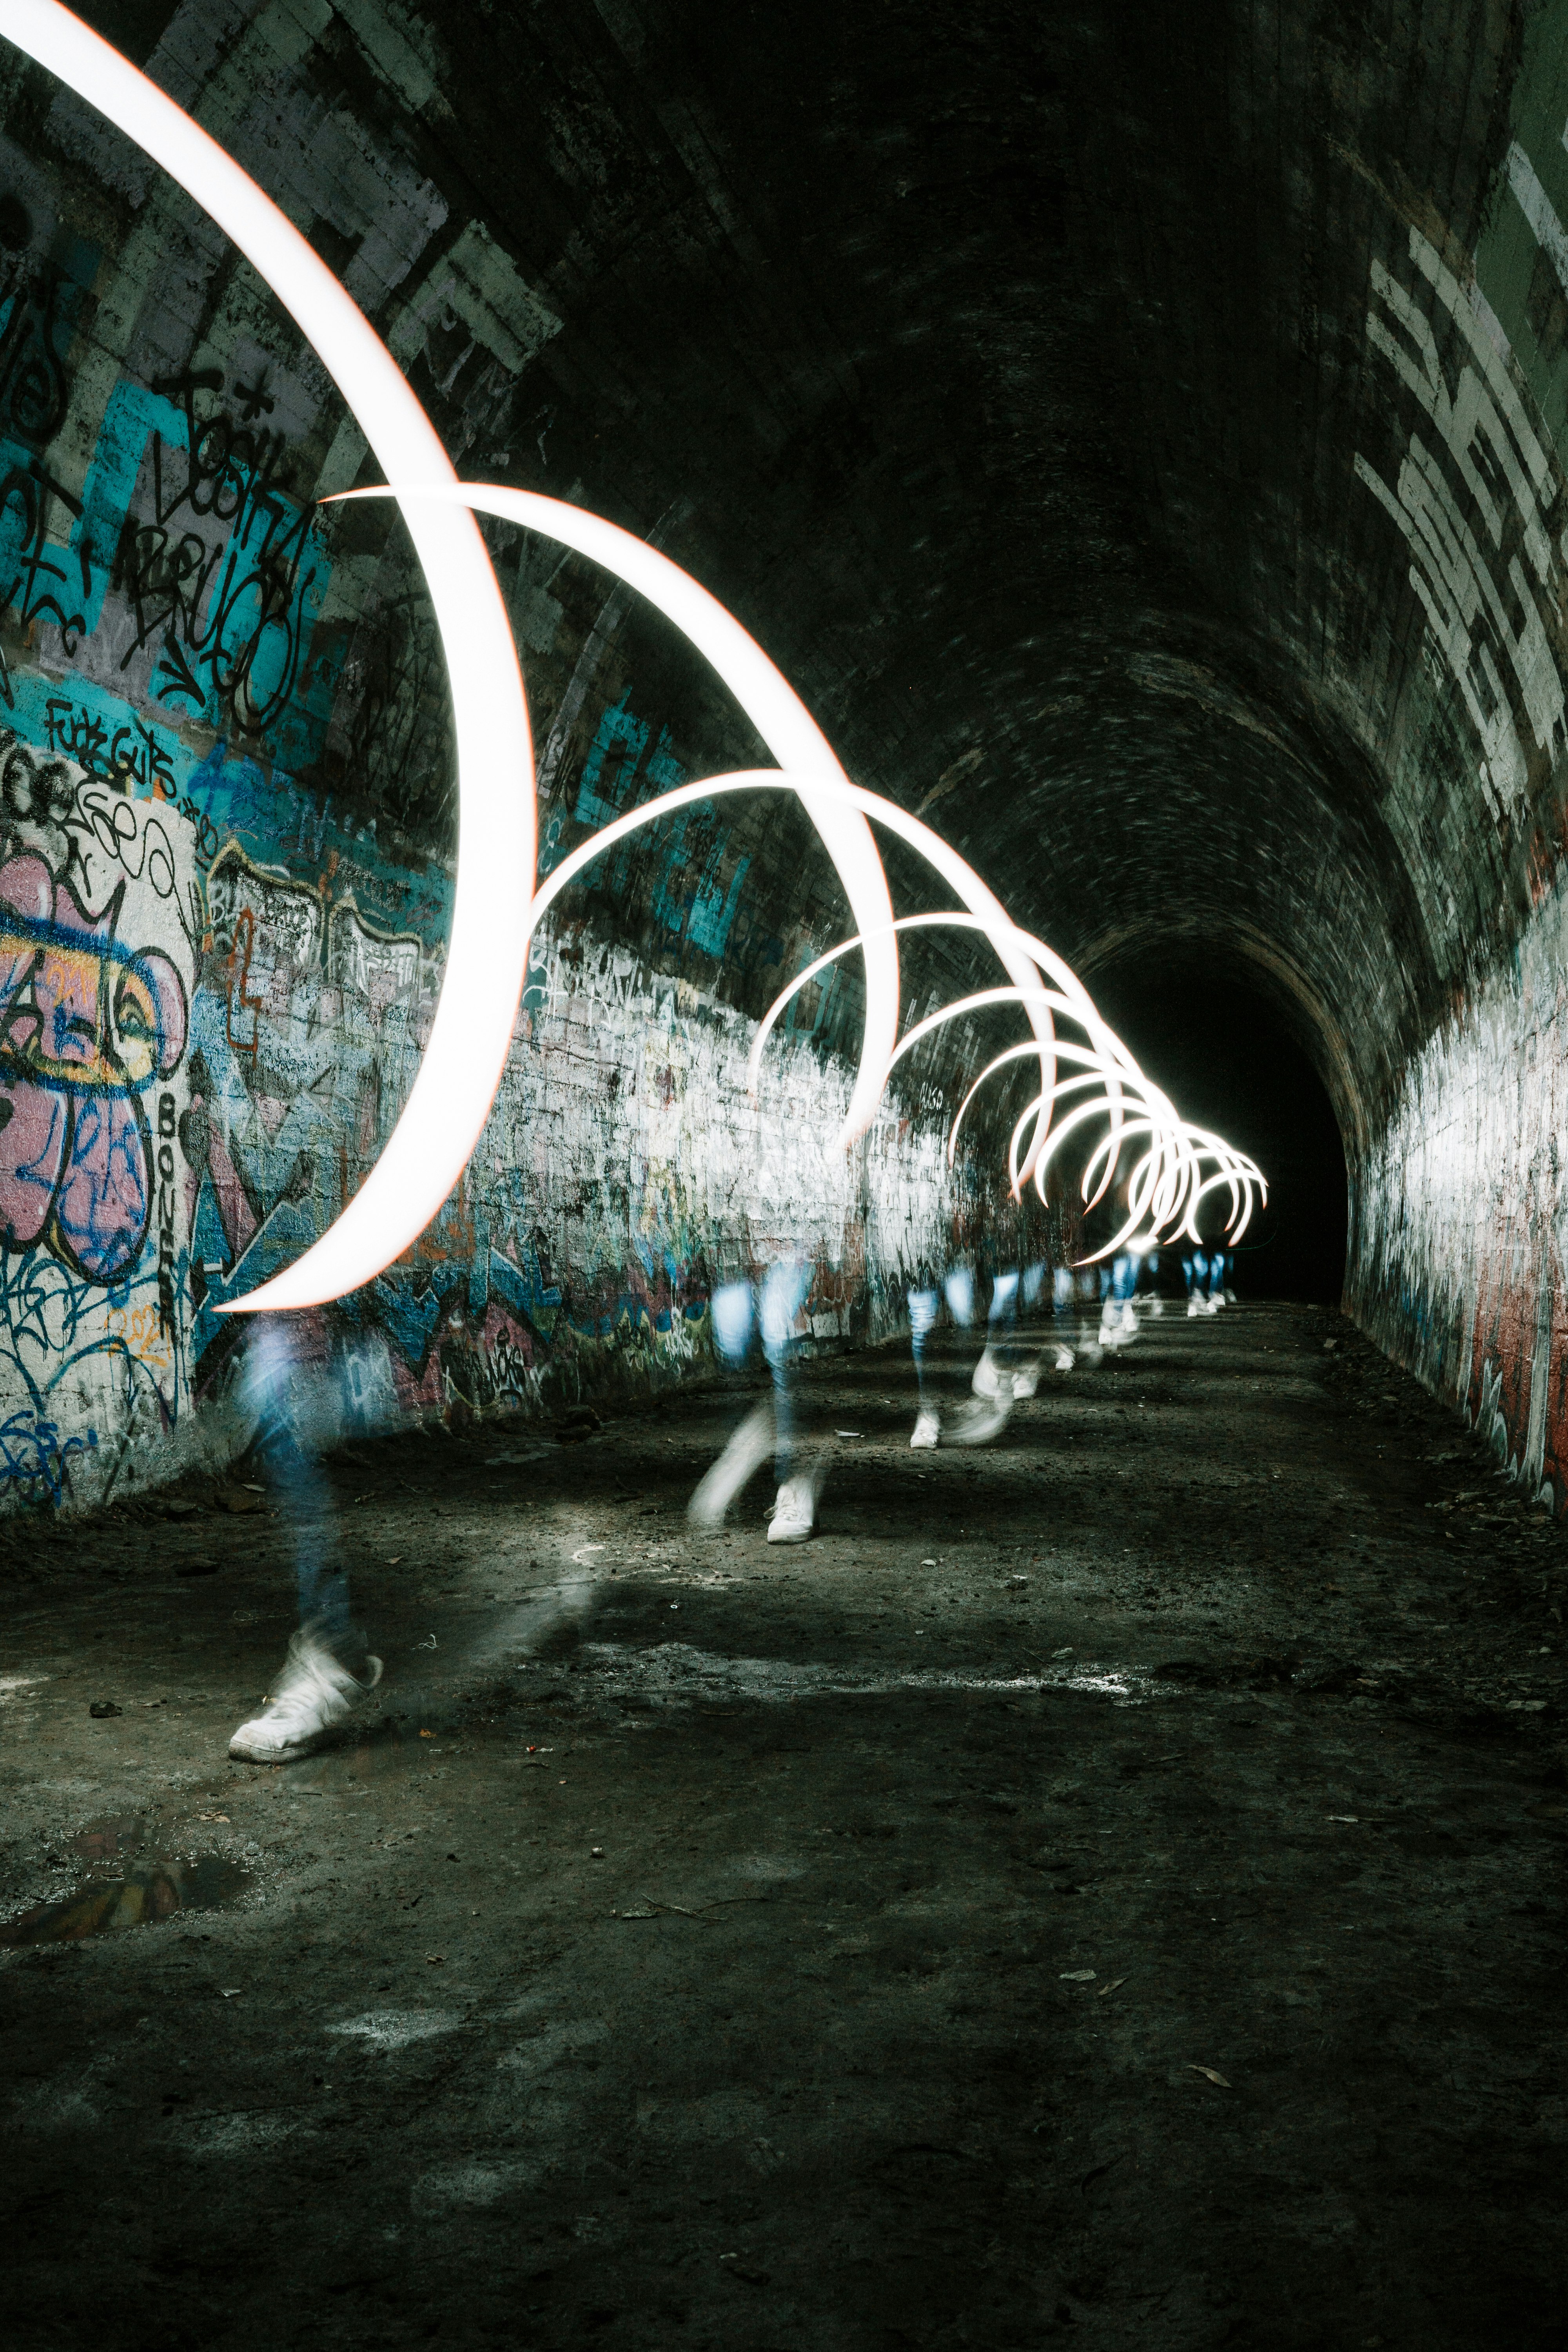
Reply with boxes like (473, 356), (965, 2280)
(0, 2), (1564, 2345)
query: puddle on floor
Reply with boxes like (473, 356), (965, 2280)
(2, 1824), (252, 1947)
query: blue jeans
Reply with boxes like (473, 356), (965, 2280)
(239, 1319), (355, 1653)
(759, 1258), (812, 1481)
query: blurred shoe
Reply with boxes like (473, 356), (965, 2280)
(911, 1408), (941, 1449)
(1146, 1294), (1164, 1317)
(1186, 1295), (1203, 1318)
(947, 1397), (1011, 1446)
(971, 1348), (1004, 1398)
(1011, 1359), (1041, 1399)
(1053, 1345), (1076, 1372)
(1224, 1287), (1237, 1305)
(1119, 1301), (1137, 1339)
(687, 1400), (773, 1527)
(229, 1629), (382, 1763)
(767, 1477), (816, 1542)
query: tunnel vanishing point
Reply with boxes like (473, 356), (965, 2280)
(0, 6), (1566, 2352)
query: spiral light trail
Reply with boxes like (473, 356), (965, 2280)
(5, 1), (1264, 1310)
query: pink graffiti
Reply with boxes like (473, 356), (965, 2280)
(0, 851), (186, 1283)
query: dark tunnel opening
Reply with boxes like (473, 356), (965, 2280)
(1089, 951), (1348, 1305)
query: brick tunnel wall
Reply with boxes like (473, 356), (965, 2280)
(0, 5), (1004, 1514)
(1339, 20), (1568, 1513)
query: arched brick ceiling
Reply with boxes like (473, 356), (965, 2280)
(83, 0), (1551, 1140)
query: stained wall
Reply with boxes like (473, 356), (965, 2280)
(1342, 16), (1568, 1507)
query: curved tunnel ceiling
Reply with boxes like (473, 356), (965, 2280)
(77, 0), (1565, 1149)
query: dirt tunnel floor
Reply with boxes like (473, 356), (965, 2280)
(1, 1300), (1564, 2351)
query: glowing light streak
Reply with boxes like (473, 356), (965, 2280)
(334, 485), (900, 1152)
(4, 6), (1267, 1310)
(5, 0), (534, 1316)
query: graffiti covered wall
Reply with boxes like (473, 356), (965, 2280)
(0, 2), (978, 1512)
(1343, 18), (1568, 1508)
(1350, 863), (1568, 1505)
(0, 674), (968, 1514)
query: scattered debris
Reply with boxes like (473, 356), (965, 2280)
(216, 1485), (264, 1515)
(89, 1700), (121, 1719)
(1096, 1977), (1128, 1998)
(1187, 2065), (1231, 2087)
(557, 1406), (603, 1442)
(1060, 1968), (1096, 1981)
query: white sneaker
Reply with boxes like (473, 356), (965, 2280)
(229, 1628), (383, 1763)
(1203, 1294), (1221, 1315)
(1146, 1294), (1164, 1318)
(947, 1397), (1010, 1446)
(971, 1348), (1004, 1399)
(1011, 1359), (1041, 1399)
(1053, 1345), (1076, 1372)
(1224, 1288), (1237, 1305)
(910, 1409), (941, 1449)
(1186, 1295), (1203, 1318)
(767, 1476), (816, 1542)
(1119, 1301), (1137, 1339)
(688, 1400), (774, 1528)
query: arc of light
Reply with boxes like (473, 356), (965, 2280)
(1074, 1118), (1196, 1264)
(1192, 1171), (1254, 1245)
(750, 911), (1140, 1196)
(1018, 1093), (1191, 1243)
(747, 912), (993, 1100)
(880, 980), (1139, 1188)
(953, 1040), (1161, 1176)
(747, 911), (1145, 1203)
(959, 1025), (1203, 1214)
(1005, 1086), (1196, 1243)
(5, 0), (534, 1315)
(494, 759), (1091, 1172)
(333, 485), (899, 1151)
(339, 486), (1101, 1183)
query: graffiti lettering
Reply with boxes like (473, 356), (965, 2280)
(0, 258), (74, 452)
(109, 370), (319, 739)
(76, 784), (178, 901)
(0, 461), (88, 671)
(157, 1090), (176, 1336)
(44, 696), (176, 800)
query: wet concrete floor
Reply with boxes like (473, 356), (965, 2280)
(1, 1301), (1563, 2350)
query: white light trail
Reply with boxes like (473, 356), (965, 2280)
(3, 0), (534, 1315)
(4, 4), (1265, 1310)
